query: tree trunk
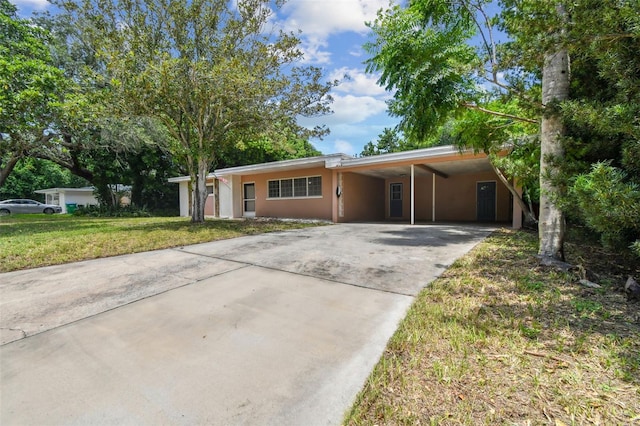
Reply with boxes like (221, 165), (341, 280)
(0, 154), (21, 188)
(538, 46), (570, 261)
(489, 160), (537, 224)
(190, 156), (209, 223)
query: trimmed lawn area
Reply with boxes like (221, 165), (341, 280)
(345, 229), (640, 425)
(0, 214), (323, 272)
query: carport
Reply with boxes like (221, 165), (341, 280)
(332, 146), (522, 228)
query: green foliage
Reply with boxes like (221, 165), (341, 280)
(0, 158), (89, 200)
(0, 0), (66, 184)
(365, 2), (478, 142)
(59, 0), (333, 222)
(0, 0), (64, 133)
(366, 0), (640, 253)
(73, 204), (152, 218)
(570, 162), (640, 255)
(360, 128), (406, 156)
(218, 136), (321, 168)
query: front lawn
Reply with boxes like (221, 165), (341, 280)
(0, 214), (322, 272)
(345, 228), (640, 425)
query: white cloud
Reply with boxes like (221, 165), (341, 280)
(279, 0), (391, 64)
(300, 93), (387, 129)
(11, 0), (50, 9)
(334, 139), (355, 155)
(348, 45), (365, 57)
(297, 36), (332, 64)
(281, 0), (388, 39)
(329, 67), (388, 97)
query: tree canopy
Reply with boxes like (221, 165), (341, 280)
(0, 0), (66, 186)
(365, 0), (640, 258)
(57, 0), (334, 222)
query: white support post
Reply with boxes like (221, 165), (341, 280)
(410, 164), (415, 225)
(432, 173), (436, 222)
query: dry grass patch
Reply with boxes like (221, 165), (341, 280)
(0, 215), (323, 272)
(345, 228), (640, 425)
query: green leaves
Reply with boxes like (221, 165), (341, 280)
(570, 162), (640, 252)
(57, 0), (333, 221)
(366, 2), (478, 141)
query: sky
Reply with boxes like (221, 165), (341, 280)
(12, 0), (402, 156)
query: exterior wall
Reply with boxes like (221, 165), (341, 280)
(64, 193), (98, 208)
(384, 175), (434, 221)
(46, 191), (98, 213)
(241, 167), (333, 220)
(232, 176), (243, 218)
(339, 172), (385, 222)
(204, 177), (215, 216)
(177, 181), (190, 217)
(434, 171), (510, 222)
(204, 194), (214, 216)
(381, 170), (510, 222)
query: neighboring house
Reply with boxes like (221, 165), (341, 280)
(169, 145), (524, 229)
(34, 187), (99, 214)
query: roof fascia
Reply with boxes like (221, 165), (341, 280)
(335, 145), (473, 169)
(214, 154), (351, 176)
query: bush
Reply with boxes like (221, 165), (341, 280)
(73, 204), (152, 218)
(570, 162), (640, 256)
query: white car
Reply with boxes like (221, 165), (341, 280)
(0, 199), (63, 215)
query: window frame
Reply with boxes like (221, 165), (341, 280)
(266, 175), (323, 200)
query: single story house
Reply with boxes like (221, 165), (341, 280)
(34, 187), (99, 214)
(169, 145), (524, 229)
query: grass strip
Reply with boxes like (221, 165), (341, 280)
(0, 215), (321, 272)
(345, 228), (640, 425)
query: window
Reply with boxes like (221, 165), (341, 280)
(268, 180), (280, 198)
(267, 176), (322, 199)
(281, 179), (293, 197)
(308, 176), (322, 196)
(293, 178), (307, 197)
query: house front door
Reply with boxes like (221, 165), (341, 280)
(390, 183), (403, 218)
(477, 181), (496, 222)
(243, 183), (255, 217)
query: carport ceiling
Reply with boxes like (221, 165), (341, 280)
(351, 157), (493, 179)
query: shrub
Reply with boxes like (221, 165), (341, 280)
(570, 162), (640, 256)
(73, 204), (152, 218)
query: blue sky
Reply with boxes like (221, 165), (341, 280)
(12, 0), (401, 156)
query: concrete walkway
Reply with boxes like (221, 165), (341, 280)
(0, 223), (494, 425)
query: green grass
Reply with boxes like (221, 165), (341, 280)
(344, 228), (640, 425)
(0, 214), (322, 272)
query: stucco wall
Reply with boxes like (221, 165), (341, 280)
(242, 167), (333, 220)
(434, 171), (510, 222)
(340, 172), (385, 222)
(383, 176), (435, 221)
(382, 170), (511, 222)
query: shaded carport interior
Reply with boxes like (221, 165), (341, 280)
(336, 154), (520, 227)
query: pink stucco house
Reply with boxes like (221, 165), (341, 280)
(169, 145), (523, 228)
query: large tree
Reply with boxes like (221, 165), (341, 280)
(365, 0), (639, 261)
(0, 0), (65, 187)
(58, 0), (333, 222)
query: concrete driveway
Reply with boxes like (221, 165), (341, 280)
(0, 223), (494, 425)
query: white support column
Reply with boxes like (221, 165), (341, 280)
(410, 164), (415, 225)
(432, 173), (436, 222)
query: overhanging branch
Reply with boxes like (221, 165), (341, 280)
(462, 102), (538, 124)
